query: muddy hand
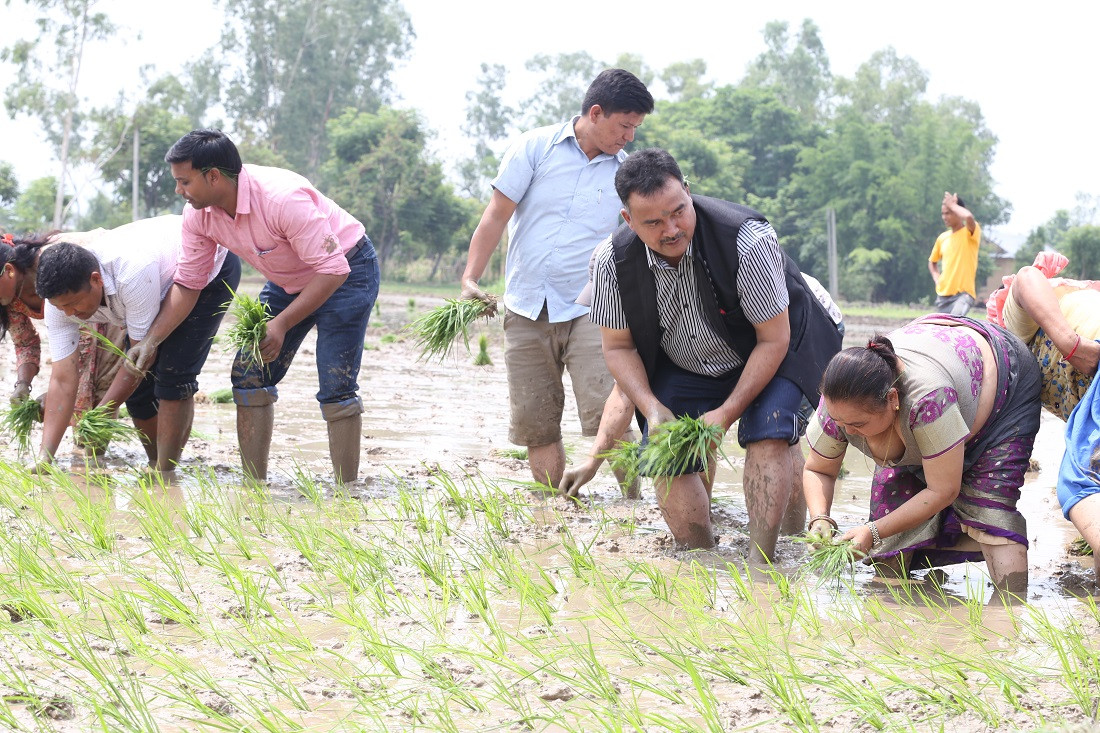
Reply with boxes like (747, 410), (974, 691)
(10, 380), (31, 405)
(560, 459), (600, 498)
(459, 279), (498, 317)
(806, 518), (836, 551)
(125, 340), (157, 377)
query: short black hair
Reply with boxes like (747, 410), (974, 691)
(581, 68), (654, 116)
(35, 242), (100, 300)
(955, 195), (966, 208)
(614, 148), (685, 207)
(165, 129), (243, 179)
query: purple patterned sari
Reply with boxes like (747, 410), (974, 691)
(868, 316), (1042, 568)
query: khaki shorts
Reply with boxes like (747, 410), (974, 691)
(504, 307), (613, 446)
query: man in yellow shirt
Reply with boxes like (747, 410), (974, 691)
(928, 191), (981, 315)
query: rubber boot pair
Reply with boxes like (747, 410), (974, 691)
(236, 404), (360, 485)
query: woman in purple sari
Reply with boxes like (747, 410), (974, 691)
(802, 315), (1041, 602)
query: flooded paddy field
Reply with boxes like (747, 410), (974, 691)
(0, 291), (1097, 731)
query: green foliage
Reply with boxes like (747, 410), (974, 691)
(8, 177), (63, 233)
(843, 247), (893, 302)
(74, 405), (139, 455)
(0, 161), (18, 206)
(221, 0), (413, 177)
(1064, 226), (1100, 280)
(640, 416), (725, 477)
(459, 63), (514, 199)
(2, 0), (117, 229)
(321, 107), (474, 268)
(207, 388), (234, 404)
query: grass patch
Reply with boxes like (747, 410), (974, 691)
(473, 334), (492, 366)
(1069, 536), (1094, 556)
(207, 388), (234, 404)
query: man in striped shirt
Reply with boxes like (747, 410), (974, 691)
(588, 148), (841, 557)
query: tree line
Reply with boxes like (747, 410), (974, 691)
(1, 3), (1094, 301)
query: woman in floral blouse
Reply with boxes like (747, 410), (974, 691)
(802, 315), (1042, 603)
(0, 231), (124, 429)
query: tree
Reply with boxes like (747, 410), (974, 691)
(320, 107), (473, 268)
(222, 0), (413, 177)
(521, 52), (605, 127)
(660, 59), (713, 102)
(0, 162), (18, 205)
(743, 19), (832, 122)
(458, 63), (514, 200)
(2, 0), (116, 228)
(1064, 225), (1100, 280)
(7, 177), (64, 232)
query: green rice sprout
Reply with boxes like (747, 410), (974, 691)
(207, 387), (234, 404)
(74, 405), (141, 456)
(473, 334), (492, 366)
(222, 286), (270, 369)
(409, 297), (495, 362)
(639, 415), (725, 476)
(81, 326), (139, 373)
(793, 534), (859, 578)
(599, 440), (642, 489)
(1069, 536), (1094, 556)
(1, 397), (43, 454)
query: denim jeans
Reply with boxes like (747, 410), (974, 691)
(231, 238), (379, 421)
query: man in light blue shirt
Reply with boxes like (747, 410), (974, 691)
(461, 68), (653, 490)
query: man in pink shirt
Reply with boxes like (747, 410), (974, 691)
(131, 129), (379, 484)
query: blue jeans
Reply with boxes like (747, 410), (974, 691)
(231, 238), (379, 422)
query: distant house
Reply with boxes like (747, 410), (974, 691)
(978, 238), (1016, 303)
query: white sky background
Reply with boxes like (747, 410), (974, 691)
(2, 0), (1098, 248)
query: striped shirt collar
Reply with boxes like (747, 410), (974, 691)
(644, 239), (695, 271)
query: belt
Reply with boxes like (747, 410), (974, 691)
(346, 235), (370, 259)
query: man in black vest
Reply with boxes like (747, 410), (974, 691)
(587, 148), (841, 557)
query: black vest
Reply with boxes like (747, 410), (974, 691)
(611, 194), (842, 405)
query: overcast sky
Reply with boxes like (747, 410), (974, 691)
(3, 0), (1098, 248)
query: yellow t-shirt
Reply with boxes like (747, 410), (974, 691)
(929, 223), (981, 298)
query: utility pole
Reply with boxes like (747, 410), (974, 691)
(131, 122), (140, 221)
(826, 207), (838, 301)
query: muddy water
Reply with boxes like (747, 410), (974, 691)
(1, 294), (1094, 607)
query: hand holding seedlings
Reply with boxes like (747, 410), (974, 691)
(10, 379), (31, 405)
(459, 279), (499, 317)
(410, 296), (497, 362)
(1, 395), (44, 455)
(806, 515), (838, 550)
(125, 339), (159, 377)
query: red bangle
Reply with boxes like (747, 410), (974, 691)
(1066, 334), (1082, 361)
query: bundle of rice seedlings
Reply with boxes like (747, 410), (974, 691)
(409, 297), (496, 362)
(74, 405), (141, 456)
(793, 534), (860, 579)
(1, 398), (43, 454)
(473, 334), (492, 366)
(639, 415), (725, 477)
(222, 287), (270, 370)
(598, 440), (642, 489)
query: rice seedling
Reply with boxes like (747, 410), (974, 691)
(640, 415), (725, 477)
(472, 333), (492, 365)
(792, 534), (859, 580)
(81, 326), (140, 373)
(74, 404), (141, 456)
(222, 286), (270, 369)
(599, 439), (642, 491)
(1069, 536), (1094, 556)
(207, 387), (234, 404)
(408, 296), (495, 362)
(0, 396), (41, 454)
